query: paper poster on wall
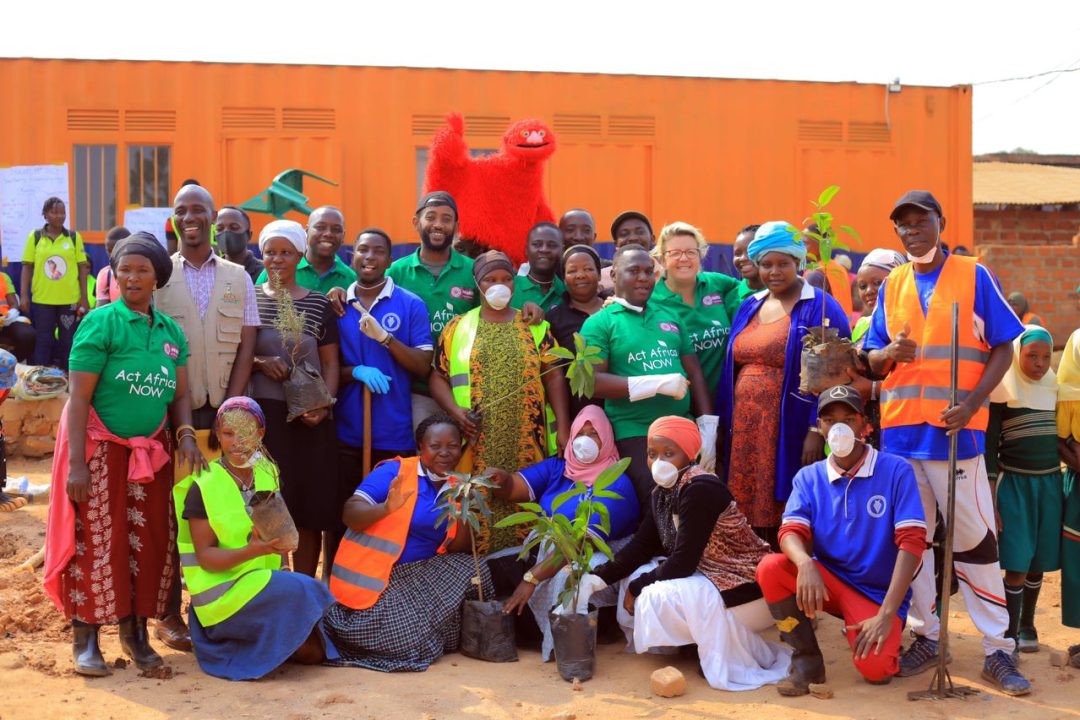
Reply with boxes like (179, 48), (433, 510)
(122, 207), (175, 248)
(0, 164), (70, 263)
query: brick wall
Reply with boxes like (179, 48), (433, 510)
(975, 242), (1080, 346)
(974, 207), (1080, 246)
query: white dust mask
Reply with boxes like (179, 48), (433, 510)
(572, 436), (600, 464)
(906, 245), (938, 264)
(484, 283), (512, 310)
(827, 423), (856, 458)
(232, 450), (263, 469)
(651, 460), (681, 489)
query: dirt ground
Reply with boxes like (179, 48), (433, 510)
(1, 458), (1078, 720)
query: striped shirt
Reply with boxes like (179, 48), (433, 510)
(180, 252), (260, 325)
(986, 403), (1060, 475)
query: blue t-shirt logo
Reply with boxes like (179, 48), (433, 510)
(866, 494), (887, 518)
(382, 313), (402, 332)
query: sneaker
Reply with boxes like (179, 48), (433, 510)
(898, 636), (951, 677)
(982, 650), (1032, 696)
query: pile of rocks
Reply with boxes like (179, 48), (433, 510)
(0, 394), (65, 458)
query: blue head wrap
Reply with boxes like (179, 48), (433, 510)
(0, 349), (15, 391)
(747, 221), (806, 269)
(1020, 326), (1052, 348)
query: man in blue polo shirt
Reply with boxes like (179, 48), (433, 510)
(336, 227), (433, 500)
(757, 385), (925, 695)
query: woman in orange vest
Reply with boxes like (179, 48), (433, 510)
(324, 412), (491, 672)
(1007, 291), (1044, 327)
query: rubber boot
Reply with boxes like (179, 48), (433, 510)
(72, 621), (110, 677)
(767, 596), (826, 696)
(1017, 579), (1041, 653)
(118, 616), (164, 670)
(1004, 582), (1023, 658)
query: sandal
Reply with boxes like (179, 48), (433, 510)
(0, 492), (27, 512)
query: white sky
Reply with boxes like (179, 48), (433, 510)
(8, 0), (1080, 155)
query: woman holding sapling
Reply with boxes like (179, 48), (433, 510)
(490, 405), (639, 660)
(592, 416), (790, 691)
(251, 220), (340, 577)
(175, 397), (338, 680)
(430, 250), (570, 553)
(325, 412), (493, 672)
(716, 222), (849, 548)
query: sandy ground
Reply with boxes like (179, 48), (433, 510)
(1, 457), (1078, 720)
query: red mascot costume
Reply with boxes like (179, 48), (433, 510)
(423, 112), (556, 265)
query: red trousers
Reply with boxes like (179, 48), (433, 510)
(756, 553), (903, 682)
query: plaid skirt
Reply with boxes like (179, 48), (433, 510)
(323, 552), (494, 672)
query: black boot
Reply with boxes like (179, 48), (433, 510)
(72, 621), (110, 677)
(767, 596), (826, 696)
(118, 616), (164, 670)
(1018, 579), (1041, 653)
(1004, 582), (1023, 657)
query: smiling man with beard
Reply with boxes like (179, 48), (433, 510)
(387, 191), (478, 429)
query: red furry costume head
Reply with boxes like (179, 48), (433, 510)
(422, 113), (556, 265)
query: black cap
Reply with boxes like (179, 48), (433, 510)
(610, 210), (652, 240)
(416, 190), (458, 217)
(818, 385), (864, 414)
(889, 190), (943, 222)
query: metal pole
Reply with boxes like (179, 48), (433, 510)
(363, 386), (373, 477)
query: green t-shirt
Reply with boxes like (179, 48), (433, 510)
(388, 249), (478, 339)
(68, 299), (189, 439)
(512, 274), (566, 313)
(21, 228), (88, 305)
(650, 272), (742, 395)
(580, 301), (694, 440)
(256, 255), (357, 295)
(736, 278), (762, 304)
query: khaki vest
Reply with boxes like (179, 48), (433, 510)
(155, 254), (249, 410)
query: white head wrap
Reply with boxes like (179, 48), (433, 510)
(258, 219), (307, 254)
(861, 248), (907, 273)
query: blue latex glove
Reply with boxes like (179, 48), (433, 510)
(352, 365), (392, 394)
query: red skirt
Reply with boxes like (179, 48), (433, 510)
(58, 435), (176, 623)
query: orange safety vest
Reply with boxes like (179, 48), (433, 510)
(329, 456), (456, 610)
(880, 255), (991, 431)
(0, 274), (9, 315)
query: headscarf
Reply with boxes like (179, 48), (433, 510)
(563, 406), (619, 487)
(0, 349), (15, 391)
(1058, 328), (1080, 403)
(258, 219), (307, 254)
(861, 248), (907, 273)
(561, 244), (602, 274)
(111, 232), (173, 288)
(747, 221), (805, 269)
(215, 395), (267, 428)
(1007, 291), (1030, 318)
(472, 250), (514, 283)
(989, 325), (1057, 411)
(647, 416), (701, 461)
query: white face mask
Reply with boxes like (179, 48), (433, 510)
(484, 283), (512, 310)
(572, 435), (600, 464)
(827, 423), (856, 458)
(906, 245), (938, 264)
(651, 459), (681, 489)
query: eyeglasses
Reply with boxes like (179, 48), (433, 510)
(663, 248), (700, 260)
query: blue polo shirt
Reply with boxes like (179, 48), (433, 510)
(783, 447), (926, 617)
(336, 279), (433, 451)
(355, 460), (450, 564)
(517, 458), (639, 541)
(864, 256), (1024, 460)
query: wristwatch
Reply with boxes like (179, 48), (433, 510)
(522, 570), (540, 586)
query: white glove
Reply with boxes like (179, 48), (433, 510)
(357, 306), (389, 344)
(696, 415), (719, 474)
(627, 373), (689, 402)
(1, 308), (19, 327)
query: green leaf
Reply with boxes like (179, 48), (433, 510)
(592, 535), (614, 560)
(838, 224), (861, 244)
(817, 185), (840, 208)
(551, 485), (582, 513)
(495, 511), (542, 528)
(546, 346), (574, 361)
(832, 240), (850, 252)
(518, 502), (544, 513)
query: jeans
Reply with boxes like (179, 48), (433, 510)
(30, 303), (78, 370)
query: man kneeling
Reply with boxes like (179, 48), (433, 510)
(756, 385), (926, 694)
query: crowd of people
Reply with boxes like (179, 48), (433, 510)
(3, 181), (1077, 698)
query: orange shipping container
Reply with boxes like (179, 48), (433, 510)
(0, 58), (972, 264)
